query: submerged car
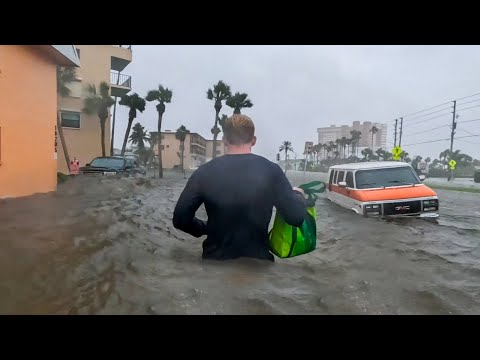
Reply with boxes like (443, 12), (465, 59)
(80, 156), (146, 176)
(327, 161), (439, 218)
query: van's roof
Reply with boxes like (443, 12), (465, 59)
(330, 161), (411, 171)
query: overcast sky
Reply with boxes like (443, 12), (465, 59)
(113, 45), (480, 161)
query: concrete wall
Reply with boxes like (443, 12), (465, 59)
(0, 46), (58, 197)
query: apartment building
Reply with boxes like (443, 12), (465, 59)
(154, 131), (227, 170)
(317, 121), (387, 150)
(0, 45), (79, 198)
(57, 45), (132, 173)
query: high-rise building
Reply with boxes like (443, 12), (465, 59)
(317, 121), (387, 150)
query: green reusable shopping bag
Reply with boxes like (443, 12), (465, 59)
(268, 181), (326, 259)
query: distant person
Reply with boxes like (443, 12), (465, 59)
(173, 114), (307, 261)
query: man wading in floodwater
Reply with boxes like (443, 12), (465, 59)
(173, 114), (307, 261)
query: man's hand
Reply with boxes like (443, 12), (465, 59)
(292, 187), (305, 196)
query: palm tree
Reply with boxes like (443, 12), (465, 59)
(129, 123), (149, 150)
(340, 137), (347, 159)
(346, 138), (352, 158)
(334, 151), (340, 160)
(119, 93), (146, 156)
(207, 81), (231, 159)
(82, 82), (115, 157)
(146, 85), (173, 179)
(279, 141), (294, 174)
(335, 139), (341, 154)
(350, 130), (362, 157)
(369, 126), (378, 149)
(56, 66), (77, 171)
(129, 123), (149, 165)
(425, 157), (431, 164)
(226, 92), (253, 114)
(175, 125), (190, 179)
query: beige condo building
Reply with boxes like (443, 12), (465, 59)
(57, 45), (132, 173)
(153, 130), (227, 170)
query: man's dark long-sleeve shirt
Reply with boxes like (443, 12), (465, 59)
(172, 154), (307, 261)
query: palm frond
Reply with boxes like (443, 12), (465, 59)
(206, 89), (214, 100)
(146, 90), (160, 102)
(242, 99), (253, 108)
(99, 82), (110, 98)
(160, 88), (173, 103)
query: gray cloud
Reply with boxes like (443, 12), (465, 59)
(114, 45), (480, 161)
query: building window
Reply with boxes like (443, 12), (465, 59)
(61, 111), (80, 129)
(216, 150), (221, 155)
(67, 80), (82, 98)
(76, 48), (80, 59)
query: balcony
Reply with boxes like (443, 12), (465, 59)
(110, 71), (131, 97)
(111, 45), (132, 72)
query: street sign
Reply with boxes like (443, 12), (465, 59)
(449, 159), (457, 170)
(392, 145), (403, 161)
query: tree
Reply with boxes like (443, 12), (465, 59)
(225, 92), (253, 114)
(56, 66), (77, 171)
(369, 126), (378, 149)
(279, 141), (294, 174)
(129, 123), (149, 150)
(346, 138), (352, 158)
(119, 93), (146, 156)
(207, 81), (231, 159)
(146, 85), (173, 179)
(334, 150), (340, 160)
(340, 137), (347, 159)
(176, 125), (190, 179)
(82, 82), (115, 157)
(350, 130), (362, 157)
(376, 148), (384, 161)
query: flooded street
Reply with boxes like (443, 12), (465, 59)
(1, 171), (480, 314)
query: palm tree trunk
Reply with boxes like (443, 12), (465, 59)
(57, 110), (71, 172)
(121, 117), (134, 156)
(212, 108), (220, 159)
(100, 118), (106, 157)
(157, 112), (164, 179)
(181, 141), (185, 179)
(284, 150), (287, 174)
(110, 97), (118, 156)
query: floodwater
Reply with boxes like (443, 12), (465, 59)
(1, 171), (479, 314)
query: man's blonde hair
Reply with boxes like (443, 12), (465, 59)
(223, 114), (255, 145)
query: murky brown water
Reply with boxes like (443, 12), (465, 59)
(1, 171), (479, 314)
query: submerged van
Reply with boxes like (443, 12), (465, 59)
(327, 162), (439, 218)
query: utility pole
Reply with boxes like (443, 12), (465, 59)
(398, 117), (403, 147)
(394, 119), (398, 147)
(449, 100), (457, 181)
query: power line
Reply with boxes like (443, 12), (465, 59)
(401, 101), (453, 118)
(457, 127), (479, 137)
(458, 118), (480, 124)
(401, 112), (452, 130)
(402, 124), (450, 137)
(456, 92), (480, 101)
(456, 104), (480, 112)
(403, 106), (453, 122)
(456, 98), (480, 107)
(402, 134), (479, 147)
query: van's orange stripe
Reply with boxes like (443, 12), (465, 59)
(330, 184), (437, 202)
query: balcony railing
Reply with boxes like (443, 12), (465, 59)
(113, 45), (132, 50)
(110, 71), (131, 88)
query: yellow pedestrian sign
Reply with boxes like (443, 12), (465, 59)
(449, 159), (457, 170)
(392, 146), (403, 161)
